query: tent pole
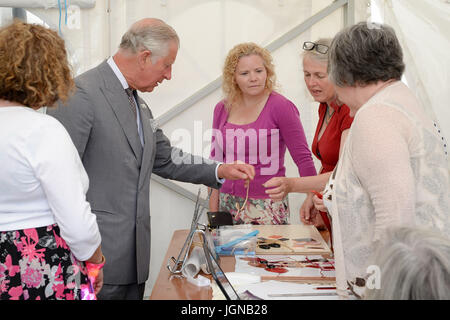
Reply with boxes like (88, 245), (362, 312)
(344, 0), (355, 27)
(12, 8), (27, 22)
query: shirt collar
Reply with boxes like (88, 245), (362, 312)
(107, 56), (129, 90)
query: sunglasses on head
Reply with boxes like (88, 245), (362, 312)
(303, 41), (329, 54)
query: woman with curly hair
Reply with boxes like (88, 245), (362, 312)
(209, 42), (316, 225)
(0, 20), (104, 300)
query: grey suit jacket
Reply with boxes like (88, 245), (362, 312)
(48, 60), (221, 285)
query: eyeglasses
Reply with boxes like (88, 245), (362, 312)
(303, 41), (329, 54)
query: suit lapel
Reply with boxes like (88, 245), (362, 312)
(97, 61), (143, 163)
(136, 96), (154, 189)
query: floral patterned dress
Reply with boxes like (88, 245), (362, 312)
(219, 193), (290, 225)
(0, 224), (91, 300)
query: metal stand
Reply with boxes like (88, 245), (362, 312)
(166, 188), (209, 274)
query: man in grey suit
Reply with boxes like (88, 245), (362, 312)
(48, 18), (254, 300)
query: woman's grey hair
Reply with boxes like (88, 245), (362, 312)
(119, 19), (179, 63)
(328, 22), (405, 87)
(366, 227), (450, 300)
(302, 38), (332, 65)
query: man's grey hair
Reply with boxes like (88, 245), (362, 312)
(119, 19), (180, 63)
(328, 21), (405, 87)
(366, 226), (450, 300)
(302, 38), (332, 65)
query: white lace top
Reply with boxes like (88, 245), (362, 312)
(324, 81), (450, 298)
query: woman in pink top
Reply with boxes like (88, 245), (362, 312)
(209, 42), (316, 225)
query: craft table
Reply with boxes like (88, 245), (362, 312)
(149, 228), (331, 300)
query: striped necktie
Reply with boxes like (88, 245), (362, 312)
(125, 88), (137, 119)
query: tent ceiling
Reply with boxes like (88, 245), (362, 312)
(0, 0), (95, 9)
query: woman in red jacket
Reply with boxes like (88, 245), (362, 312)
(264, 38), (353, 227)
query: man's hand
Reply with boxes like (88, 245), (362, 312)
(217, 162), (255, 182)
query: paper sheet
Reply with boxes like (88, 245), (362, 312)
(234, 254), (335, 278)
(253, 225), (331, 255)
(181, 246), (208, 278)
(238, 280), (339, 300)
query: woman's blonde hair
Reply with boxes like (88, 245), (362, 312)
(222, 42), (276, 109)
(0, 20), (74, 108)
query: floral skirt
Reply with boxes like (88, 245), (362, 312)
(0, 224), (90, 300)
(219, 193), (290, 225)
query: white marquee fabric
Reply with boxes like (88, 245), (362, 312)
(375, 0), (449, 164)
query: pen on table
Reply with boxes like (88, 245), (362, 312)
(314, 286), (336, 290)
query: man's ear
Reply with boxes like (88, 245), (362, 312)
(137, 50), (152, 69)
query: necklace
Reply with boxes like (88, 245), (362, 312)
(235, 182), (250, 215)
(324, 105), (335, 125)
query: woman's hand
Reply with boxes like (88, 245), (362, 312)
(300, 193), (325, 228)
(85, 246), (104, 295)
(263, 177), (292, 201)
(300, 193), (316, 224)
(312, 192), (328, 213)
(93, 269), (104, 295)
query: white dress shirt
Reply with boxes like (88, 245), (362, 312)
(106, 56), (224, 183)
(0, 106), (101, 261)
(107, 56), (144, 146)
